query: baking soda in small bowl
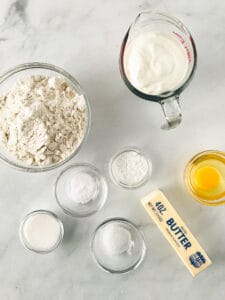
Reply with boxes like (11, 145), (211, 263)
(66, 171), (98, 204)
(110, 147), (151, 188)
(55, 163), (108, 217)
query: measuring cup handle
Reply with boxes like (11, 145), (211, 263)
(160, 96), (182, 130)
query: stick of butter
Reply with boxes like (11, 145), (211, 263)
(141, 190), (212, 276)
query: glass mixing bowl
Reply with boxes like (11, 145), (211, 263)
(0, 62), (91, 172)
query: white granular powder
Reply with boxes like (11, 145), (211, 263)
(101, 224), (133, 256)
(66, 172), (98, 204)
(0, 75), (88, 166)
(111, 150), (149, 186)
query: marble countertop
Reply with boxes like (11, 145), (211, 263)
(0, 0), (225, 299)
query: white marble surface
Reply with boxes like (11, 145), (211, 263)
(0, 0), (225, 299)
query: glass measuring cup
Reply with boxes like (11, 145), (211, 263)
(119, 11), (197, 130)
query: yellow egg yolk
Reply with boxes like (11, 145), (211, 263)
(194, 166), (221, 190)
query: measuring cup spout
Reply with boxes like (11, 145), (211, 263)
(128, 11), (154, 39)
(160, 96), (182, 130)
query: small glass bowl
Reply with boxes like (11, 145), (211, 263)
(91, 218), (146, 274)
(19, 210), (64, 254)
(0, 62), (91, 172)
(109, 147), (152, 189)
(54, 163), (108, 217)
(184, 150), (225, 206)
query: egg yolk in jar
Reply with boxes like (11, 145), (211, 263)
(194, 166), (221, 190)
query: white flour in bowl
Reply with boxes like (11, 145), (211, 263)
(0, 75), (88, 166)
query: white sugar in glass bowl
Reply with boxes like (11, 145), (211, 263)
(91, 218), (146, 273)
(0, 62), (91, 172)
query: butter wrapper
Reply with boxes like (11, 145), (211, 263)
(141, 190), (212, 276)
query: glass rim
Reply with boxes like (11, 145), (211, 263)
(90, 217), (146, 274)
(119, 10), (197, 103)
(19, 209), (64, 254)
(0, 62), (91, 173)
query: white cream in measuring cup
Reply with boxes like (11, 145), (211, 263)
(124, 31), (189, 95)
(119, 12), (197, 130)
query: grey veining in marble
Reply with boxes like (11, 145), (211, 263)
(0, 0), (225, 299)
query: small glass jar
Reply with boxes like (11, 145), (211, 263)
(19, 210), (64, 254)
(109, 147), (152, 189)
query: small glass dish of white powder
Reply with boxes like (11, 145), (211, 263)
(91, 218), (146, 274)
(109, 147), (152, 189)
(54, 163), (108, 217)
(19, 210), (64, 254)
